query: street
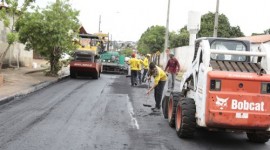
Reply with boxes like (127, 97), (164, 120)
(0, 74), (269, 150)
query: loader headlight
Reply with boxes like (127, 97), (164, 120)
(261, 83), (270, 94)
(210, 80), (221, 91)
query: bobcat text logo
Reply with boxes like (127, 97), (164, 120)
(231, 100), (265, 112)
(215, 96), (229, 110)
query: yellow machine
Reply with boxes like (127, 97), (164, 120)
(69, 34), (102, 79)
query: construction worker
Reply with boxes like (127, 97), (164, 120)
(165, 52), (180, 92)
(137, 57), (143, 85)
(128, 53), (139, 86)
(141, 54), (150, 83)
(146, 62), (167, 112)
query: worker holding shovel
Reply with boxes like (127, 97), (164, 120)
(146, 62), (167, 112)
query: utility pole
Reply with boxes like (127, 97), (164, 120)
(98, 15), (101, 33)
(164, 0), (170, 52)
(163, 0), (170, 68)
(213, 0), (219, 37)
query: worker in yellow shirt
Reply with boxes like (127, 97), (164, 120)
(146, 62), (167, 112)
(128, 53), (140, 86)
(141, 54), (150, 83)
(137, 56), (145, 85)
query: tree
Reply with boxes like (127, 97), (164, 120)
(230, 26), (244, 37)
(198, 12), (244, 38)
(169, 26), (189, 47)
(17, 0), (80, 76)
(0, 0), (34, 71)
(137, 25), (165, 54)
(264, 28), (270, 34)
(119, 48), (133, 57)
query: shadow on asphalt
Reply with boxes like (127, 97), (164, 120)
(141, 112), (162, 117)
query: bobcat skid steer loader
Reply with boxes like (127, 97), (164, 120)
(164, 37), (270, 143)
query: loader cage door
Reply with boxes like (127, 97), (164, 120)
(192, 40), (201, 62)
(210, 40), (249, 62)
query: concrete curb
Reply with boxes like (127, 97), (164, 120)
(0, 75), (70, 105)
(24, 68), (48, 74)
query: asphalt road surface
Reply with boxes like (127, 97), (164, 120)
(0, 74), (269, 150)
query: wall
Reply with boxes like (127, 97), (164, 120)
(250, 42), (270, 52)
(160, 45), (195, 71)
(0, 19), (33, 67)
(159, 40), (270, 72)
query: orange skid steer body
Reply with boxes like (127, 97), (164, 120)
(165, 38), (270, 143)
(206, 71), (270, 130)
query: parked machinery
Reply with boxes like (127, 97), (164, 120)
(100, 51), (128, 74)
(69, 34), (101, 79)
(163, 37), (270, 143)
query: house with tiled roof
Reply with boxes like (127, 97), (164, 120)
(236, 34), (270, 52)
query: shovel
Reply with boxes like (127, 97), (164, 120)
(143, 80), (152, 107)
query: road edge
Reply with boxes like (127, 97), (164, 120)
(0, 75), (70, 105)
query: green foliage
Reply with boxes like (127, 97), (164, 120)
(198, 12), (244, 38)
(7, 32), (17, 44)
(119, 48), (133, 57)
(17, 0), (80, 75)
(0, 0), (34, 70)
(137, 12), (245, 51)
(229, 26), (244, 37)
(264, 28), (270, 34)
(169, 26), (190, 47)
(137, 25), (165, 55)
(0, 8), (10, 27)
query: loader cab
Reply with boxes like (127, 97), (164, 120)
(193, 38), (251, 63)
(209, 39), (250, 62)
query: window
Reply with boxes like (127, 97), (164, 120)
(75, 54), (93, 62)
(210, 40), (247, 61)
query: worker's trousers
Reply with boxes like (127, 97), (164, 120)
(137, 70), (142, 84)
(154, 81), (166, 109)
(142, 69), (148, 82)
(131, 70), (138, 86)
(168, 73), (176, 91)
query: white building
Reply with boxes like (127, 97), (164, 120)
(237, 34), (270, 52)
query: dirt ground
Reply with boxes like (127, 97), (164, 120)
(0, 59), (57, 99)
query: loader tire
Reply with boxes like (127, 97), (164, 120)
(175, 98), (196, 138)
(168, 92), (181, 128)
(162, 95), (169, 119)
(247, 132), (270, 143)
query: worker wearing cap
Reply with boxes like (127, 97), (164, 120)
(141, 54), (150, 83)
(128, 53), (139, 86)
(165, 51), (180, 91)
(146, 62), (167, 112)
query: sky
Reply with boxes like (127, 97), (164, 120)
(34, 0), (270, 41)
